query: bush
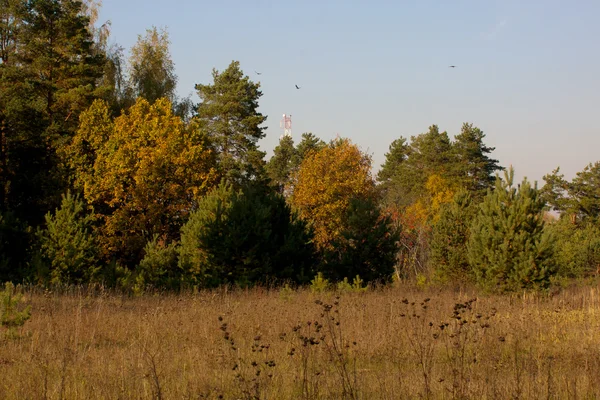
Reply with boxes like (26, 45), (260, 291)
(547, 217), (600, 278)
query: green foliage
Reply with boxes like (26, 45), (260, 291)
(467, 168), (556, 292)
(310, 272), (330, 293)
(336, 275), (368, 293)
(135, 235), (180, 292)
(196, 61), (267, 187)
(377, 137), (409, 201)
(1, 282), (31, 337)
(128, 26), (177, 104)
(0, 0), (106, 225)
(267, 132), (326, 197)
(542, 162), (600, 222)
(180, 183), (316, 287)
(430, 189), (477, 282)
(324, 197), (399, 283)
(178, 183), (236, 286)
(452, 123), (503, 198)
(267, 134), (295, 194)
(379, 124), (503, 209)
(546, 217), (600, 278)
(37, 191), (98, 285)
(383, 125), (453, 207)
(292, 132), (326, 170)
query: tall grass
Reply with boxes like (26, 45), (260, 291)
(0, 283), (599, 399)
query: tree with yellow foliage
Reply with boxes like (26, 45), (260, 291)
(290, 138), (376, 251)
(67, 98), (217, 267)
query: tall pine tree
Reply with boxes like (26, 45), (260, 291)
(195, 61), (267, 188)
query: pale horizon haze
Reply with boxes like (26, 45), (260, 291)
(99, 0), (600, 185)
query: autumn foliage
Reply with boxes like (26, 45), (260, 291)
(290, 138), (376, 251)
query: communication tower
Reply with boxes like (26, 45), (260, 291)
(280, 114), (292, 139)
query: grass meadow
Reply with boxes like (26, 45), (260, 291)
(1, 282), (600, 399)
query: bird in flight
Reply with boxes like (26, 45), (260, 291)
(449, 65), (456, 68)
(255, 71), (262, 75)
(295, 84), (301, 89)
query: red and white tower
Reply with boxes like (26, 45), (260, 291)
(280, 114), (292, 139)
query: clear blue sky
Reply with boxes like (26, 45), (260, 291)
(99, 0), (600, 184)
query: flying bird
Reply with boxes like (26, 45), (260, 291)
(255, 71), (262, 75)
(295, 84), (301, 89)
(449, 65), (456, 68)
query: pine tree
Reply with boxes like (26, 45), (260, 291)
(430, 189), (476, 282)
(37, 191), (98, 284)
(381, 126), (453, 207)
(0, 0), (106, 223)
(292, 132), (326, 170)
(324, 197), (399, 283)
(453, 123), (503, 198)
(195, 61), (267, 187)
(179, 183), (316, 287)
(467, 168), (556, 292)
(266, 134), (296, 194)
(377, 137), (409, 185)
(542, 162), (600, 222)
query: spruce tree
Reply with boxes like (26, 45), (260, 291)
(467, 168), (556, 292)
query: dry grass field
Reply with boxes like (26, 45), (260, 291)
(1, 283), (600, 399)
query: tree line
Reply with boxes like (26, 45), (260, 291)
(1, 0), (598, 292)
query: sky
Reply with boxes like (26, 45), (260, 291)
(98, 0), (600, 185)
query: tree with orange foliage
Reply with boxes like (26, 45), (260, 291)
(66, 98), (218, 267)
(290, 138), (376, 251)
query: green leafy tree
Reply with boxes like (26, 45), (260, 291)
(452, 123), (503, 198)
(430, 189), (477, 282)
(467, 168), (556, 292)
(546, 217), (600, 278)
(195, 61), (267, 187)
(37, 191), (98, 284)
(180, 183), (315, 287)
(324, 197), (399, 283)
(128, 26), (176, 104)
